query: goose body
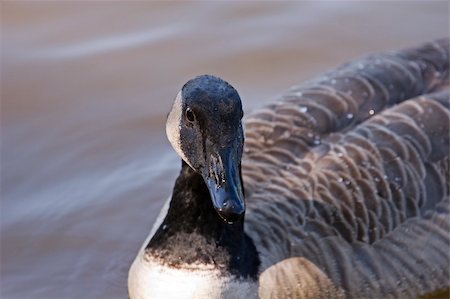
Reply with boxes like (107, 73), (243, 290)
(129, 39), (450, 299)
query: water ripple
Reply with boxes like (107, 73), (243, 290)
(37, 25), (180, 60)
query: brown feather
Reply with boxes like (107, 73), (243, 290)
(241, 39), (450, 298)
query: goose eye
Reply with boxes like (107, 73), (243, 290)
(186, 107), (196, 123)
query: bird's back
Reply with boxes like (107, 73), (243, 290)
(241, 39), (450, 298)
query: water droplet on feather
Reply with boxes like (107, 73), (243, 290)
(299, 106), (308, 113)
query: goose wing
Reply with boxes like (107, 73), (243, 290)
(242, 39), (450, 298)
(243, 39), (448, 193)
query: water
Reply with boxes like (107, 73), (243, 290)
(1, 2), (448, 298)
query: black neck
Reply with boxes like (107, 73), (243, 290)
(146, 161), (259, 278)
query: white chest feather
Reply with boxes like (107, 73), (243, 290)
(128, 256), (258, 299)
(128, 196), (259, 299)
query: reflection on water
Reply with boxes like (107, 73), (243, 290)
(1, 2), (448, 298)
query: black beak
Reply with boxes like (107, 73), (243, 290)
(203, 146), (245, 224)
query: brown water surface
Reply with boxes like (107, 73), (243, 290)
(1, 2), (449, 298)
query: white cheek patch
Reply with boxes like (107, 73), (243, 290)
(166, 91), (189, 163)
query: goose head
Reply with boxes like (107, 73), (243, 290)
(128, 75), (259, 299)
(166, 74), (245, 224)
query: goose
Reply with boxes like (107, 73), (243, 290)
(128, 39), (450, 299)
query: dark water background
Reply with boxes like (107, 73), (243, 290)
(1, 2), (449, 298)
